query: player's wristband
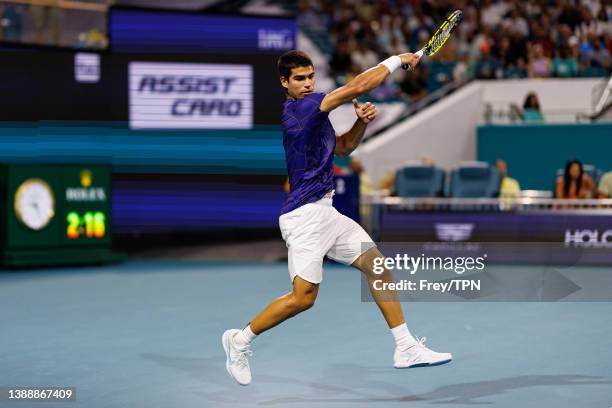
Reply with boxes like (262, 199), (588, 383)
(379, 55), (402, 74)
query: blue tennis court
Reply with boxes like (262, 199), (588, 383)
(2, 261), (611, 408)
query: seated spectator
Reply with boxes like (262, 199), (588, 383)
(522, 92), (544, 122)
(474, 41), (502, 79)
(598, 171), (612, 198)
(552, 47), (578, 77)
(351, 41), (378, 73)
(453, 49), (473, 83)
(496, 159), (521, 198)
(350, 159), (373, 196)
(398, 68), (428, 101)
(504, 57), (528, 78)
(329, 40), (353, 80)
(528, 43), (552, 78)
(387, 34), (408, 57)
(591, 38), (612, 69)
(555, 160), (599, 198)
(369, 76), (400, 101)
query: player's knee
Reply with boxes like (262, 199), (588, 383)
(356, 246), (386, 275)
(290, 292), (316, 313)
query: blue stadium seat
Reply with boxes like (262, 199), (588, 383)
(449, 162), (501, 198)
(394, 165), (445, 197)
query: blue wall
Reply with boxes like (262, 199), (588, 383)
(0, 122), (286, 174)
(477, 123), (612, 191)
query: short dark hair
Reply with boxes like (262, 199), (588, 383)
(277, 50), (313, 79)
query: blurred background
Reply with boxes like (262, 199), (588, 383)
(0, 0), (610, 263)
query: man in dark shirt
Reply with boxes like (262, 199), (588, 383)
(223, 50), (452, 386)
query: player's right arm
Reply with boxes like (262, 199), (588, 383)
(320, 53), (420, 113)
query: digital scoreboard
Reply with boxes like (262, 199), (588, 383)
(1, 164), (121, 267)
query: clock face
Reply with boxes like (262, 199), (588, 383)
(14, 179), (56, 230)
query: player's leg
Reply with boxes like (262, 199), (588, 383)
(250, 275), (319, 334)
(222, 276), (318, 386)
(351, 246), (405, 328)
(352, 246), (452, 368)
(223, 202), (327, 385)
(328, 212), (452, 368)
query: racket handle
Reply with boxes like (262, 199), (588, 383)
(401, 49), (424, 71)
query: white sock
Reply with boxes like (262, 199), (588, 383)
(391, 323), (417, 351)
(232, 325), (257, 349)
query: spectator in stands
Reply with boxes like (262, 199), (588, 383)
(474, 41), (502, 79)
(329, 40), (353, 81)
(496, 159), (521, 198)
(527, 43), (552, 78)
(1, 4), (23, 42)
(555, 160), (599, 198)
(398, 67), (428, 101)
(453, 49), (472, 83)
(591, 38), (612, 69)
(598, 171), (612, 198)
(350, 159), (373, 196)
(552, 47), (579, 77)
(522, 92), (544, 122)
(379, 170), (396, 193)
(350, 39), (378, 73)
(495, 35), (514, 68)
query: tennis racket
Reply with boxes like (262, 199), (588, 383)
(402, 9), (463, 71)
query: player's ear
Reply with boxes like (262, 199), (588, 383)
(280, 76), (289, 90)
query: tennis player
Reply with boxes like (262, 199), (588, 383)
(223, 50), (452, 385)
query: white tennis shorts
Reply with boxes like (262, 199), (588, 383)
(279, 193), (376, 284)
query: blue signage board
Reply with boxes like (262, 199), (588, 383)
(110, 9), (296, 54)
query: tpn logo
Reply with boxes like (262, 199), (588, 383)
(435, 223), (474, 242)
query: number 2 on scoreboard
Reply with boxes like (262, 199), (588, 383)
(67, 211), (106, 239)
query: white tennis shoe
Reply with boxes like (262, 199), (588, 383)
(393, 337), (452, 368)
(222, 329), (252, 385)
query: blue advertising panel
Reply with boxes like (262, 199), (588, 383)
(375, 210), (612, 265)
(110, 9), (296, 54)
(379, 211), (612, 244)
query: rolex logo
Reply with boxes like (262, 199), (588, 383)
(80, 170), (92, 188)
(66, 170), (105, 202)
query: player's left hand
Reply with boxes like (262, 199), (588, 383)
(352, 99), (377, 124)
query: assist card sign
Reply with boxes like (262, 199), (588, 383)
(129, 62), (253, 129)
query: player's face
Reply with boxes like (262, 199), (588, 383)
(281, 66), (315, 99)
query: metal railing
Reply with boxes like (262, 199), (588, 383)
(364, 195), (612, 213)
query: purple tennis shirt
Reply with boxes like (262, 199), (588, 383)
(280, 92), (336, 215)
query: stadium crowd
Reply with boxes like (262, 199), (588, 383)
(297, 0), (612, 101)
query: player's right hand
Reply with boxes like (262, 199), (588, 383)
(399, 53), (421, 69)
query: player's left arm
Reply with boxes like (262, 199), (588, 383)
(335, 99), (377, 157)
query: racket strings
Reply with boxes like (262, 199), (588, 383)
(427, 16), (460, 54)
